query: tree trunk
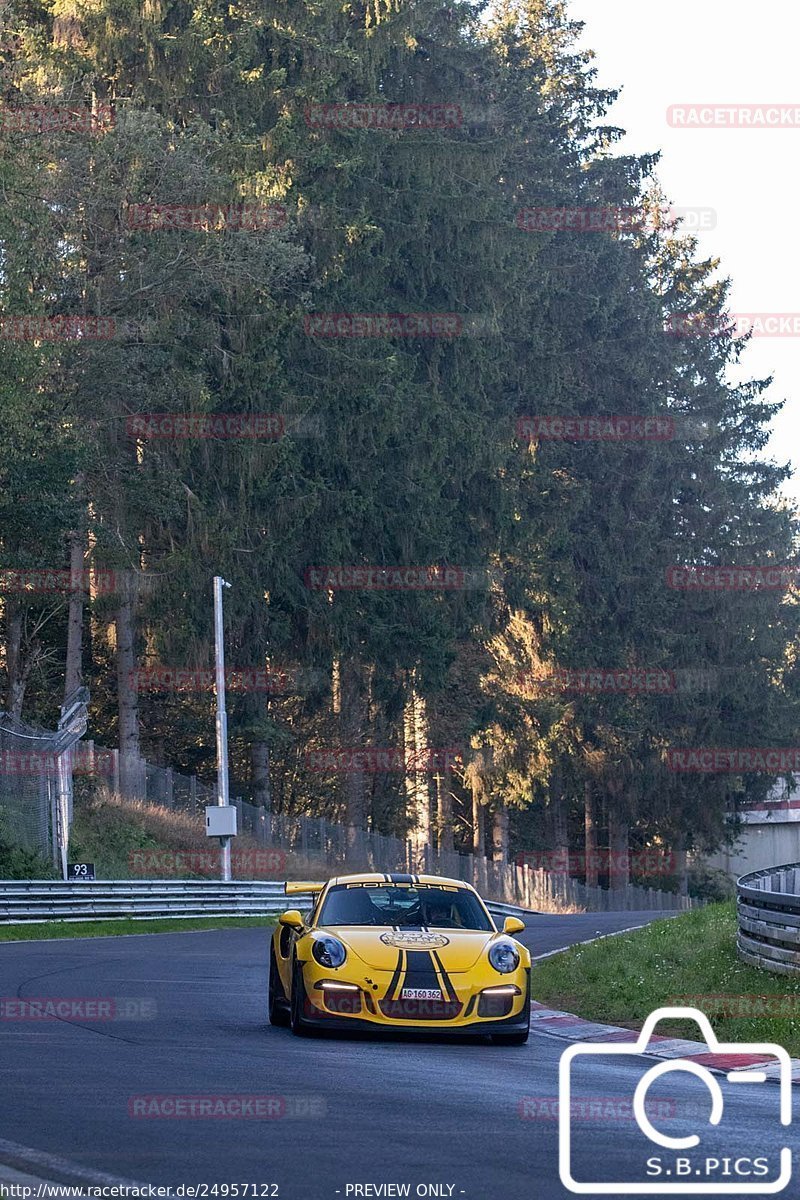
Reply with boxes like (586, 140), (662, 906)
(471, 774), (487, 893)
(550, 767), (569, 871)
(584, 779), (598, 886)
(608, 805), (629, 890)
(339, 656), (367, 852)
(252, 738), (271, 810)
(5, 602), (25, 720)
(404, 677), (431, 872)
(471, 779), (485, 856)
(116, 580), (140, 797)
(492, 802), (509, 863)
(436, 764), (454, 854)
(64, 497), (87, 700)
(673, 831), (689, 897)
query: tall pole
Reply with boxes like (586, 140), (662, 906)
(214, 576), (232, 881)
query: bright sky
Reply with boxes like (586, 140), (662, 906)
(566, 0), (800, 508)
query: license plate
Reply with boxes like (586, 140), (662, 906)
(401, 988), (443, 1001)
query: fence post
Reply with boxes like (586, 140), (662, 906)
(112, 749), (120, 795)
(48, 774), (59, 868)
(164, 768), (174, 809)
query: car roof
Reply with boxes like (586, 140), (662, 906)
(325, 872), (477, 891)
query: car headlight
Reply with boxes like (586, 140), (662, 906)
(311, 935), (347, 968)
(488, 939), (520, 974)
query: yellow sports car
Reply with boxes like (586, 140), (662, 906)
(268, 872), (531, 1043)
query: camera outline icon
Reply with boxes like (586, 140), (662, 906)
(558, 1006), (792, 1194)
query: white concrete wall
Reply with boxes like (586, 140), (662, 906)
(708, 821), (800, 878)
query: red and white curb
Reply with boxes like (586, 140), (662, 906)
(529, 1001), (800, 1084)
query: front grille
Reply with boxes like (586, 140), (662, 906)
(380, 998), (461, 1021)
(477, 992), (514, 1018)
(323, 991), (362, 1015)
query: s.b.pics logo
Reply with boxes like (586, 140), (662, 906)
(559, 1007), (792, 1194)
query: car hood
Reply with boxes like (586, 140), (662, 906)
(316, 926), (499, 972)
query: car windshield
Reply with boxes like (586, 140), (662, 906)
(318, 883), (493, 930)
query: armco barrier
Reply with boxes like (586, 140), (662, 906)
(737, 862), (800, 975)
(0, 879), (532, 925)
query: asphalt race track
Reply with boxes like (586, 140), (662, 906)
(0, 911), (794, 1198)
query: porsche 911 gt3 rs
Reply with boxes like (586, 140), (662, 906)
(269, 873), (531, 1043)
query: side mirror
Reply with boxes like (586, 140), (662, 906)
(503, 916), (525, 936)
(279, 909), (305, 930)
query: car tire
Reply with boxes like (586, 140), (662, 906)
(290, 960), (313, 1037)
(268, 943), (290, 1027)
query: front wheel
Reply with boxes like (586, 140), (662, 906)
(290, 960), (313, 1037)
(268, 943), (290, 1027)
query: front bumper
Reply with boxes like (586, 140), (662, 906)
(297, 962), (531, 1033)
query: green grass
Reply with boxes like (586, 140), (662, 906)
(0, 915), (275, 941)
(532, 901), (800, 1056)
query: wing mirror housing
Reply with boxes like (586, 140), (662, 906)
(503, 916), (526, 936)
(279, 909), (305, 930)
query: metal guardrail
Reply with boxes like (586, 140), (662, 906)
(737, 862), (800, 975)
(0, 880), (533, 926)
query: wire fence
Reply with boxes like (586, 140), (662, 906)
(1, 738), (699, 911)
(233, 806), (696, 911)
(0, 713), (61, 865)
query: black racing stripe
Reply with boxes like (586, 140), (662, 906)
(389, 873), (414, 885)
(403, 949), (442, 994)
(386, 949), (405, 1000)
(432, 949), (458, 1002)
